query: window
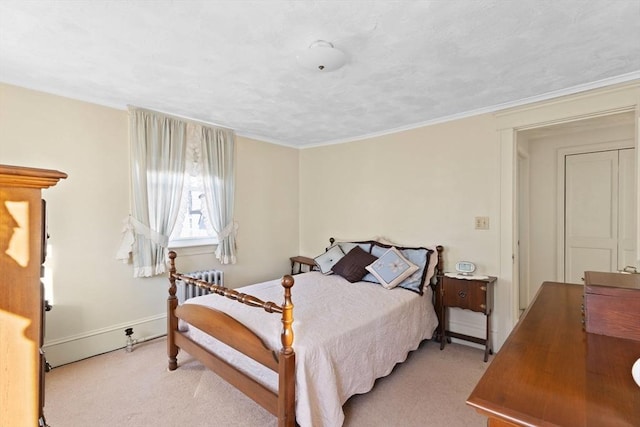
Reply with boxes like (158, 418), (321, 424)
(169, 126), (217, 248)
(123, 107), (237, 276)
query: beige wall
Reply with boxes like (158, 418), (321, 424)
(0, 83), (299, 365)
(300, 82), (640, 351)
(299, 114), (502, 345)
(300, 114), (500, 265)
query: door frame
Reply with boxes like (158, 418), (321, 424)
(556, 142), (635, 281)
(495, 81), (640, 348)
(517, 147), (530, 311)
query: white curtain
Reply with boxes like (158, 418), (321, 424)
(127, 108), (187, 277)
(200, 126), (237, 264)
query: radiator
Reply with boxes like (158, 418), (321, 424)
(178, 269), (224, 303)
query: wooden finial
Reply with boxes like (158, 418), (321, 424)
(436, 245), (444, 276)
(281, 274), (294, 289)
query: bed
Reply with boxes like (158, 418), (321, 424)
(167, 239), (444, 427)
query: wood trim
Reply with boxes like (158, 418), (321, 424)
(174, 333), (279, 415)
(434, 245), (444, 278)
(0, 165), (65, 426)
(494, 82), (640, 129)
(167, 251), (296, 426)
(0, 164), (67, 188)
(175, 304), (278, 371)
(277, 350), (295, 427)
(172, 272), (283, 314)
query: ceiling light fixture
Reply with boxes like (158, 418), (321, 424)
(297, 40), (346, 72)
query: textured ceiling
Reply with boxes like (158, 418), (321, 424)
(1, 1), (639, 147)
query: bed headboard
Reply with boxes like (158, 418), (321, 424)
(327, 238), (444, 290)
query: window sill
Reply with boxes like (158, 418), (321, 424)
(168, 239), (217, 256)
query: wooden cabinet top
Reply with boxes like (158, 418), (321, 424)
(467, 282), (640, 426)
(289, 255), (315, 265)
(585, 271), (640, 292)
(443, 274), (497, 284)
(0, 164), (67, 189)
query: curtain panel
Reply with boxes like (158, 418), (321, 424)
(201, 126), (238, 264)
(127, 108), (187, 277)
(116, 107), (238, 277)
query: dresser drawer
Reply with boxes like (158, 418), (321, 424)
(442, 277), (488, 313)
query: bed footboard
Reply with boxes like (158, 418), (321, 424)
(167, 251), (295, 427)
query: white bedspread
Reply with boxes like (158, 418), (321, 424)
(182, 271), (439, 427)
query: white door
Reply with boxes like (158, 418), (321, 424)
(564, 149), (636, 284)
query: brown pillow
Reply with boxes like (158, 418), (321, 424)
(331, 246), (378, 283)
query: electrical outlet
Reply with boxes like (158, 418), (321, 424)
(475, 216), (490, 230)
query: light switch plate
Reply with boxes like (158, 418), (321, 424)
(475, 216), (489, 230)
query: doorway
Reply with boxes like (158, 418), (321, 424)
(516, 112), (636, 308)
(495, 84), (640, 351)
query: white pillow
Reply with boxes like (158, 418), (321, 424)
(314, 245), (345, 275)
(365, 247), (419, 289)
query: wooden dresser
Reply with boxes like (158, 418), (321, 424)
(467, 282), (640, 426)
(0, 165), (66, 427)
(583, 271), (640, 341)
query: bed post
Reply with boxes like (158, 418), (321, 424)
(167, 250), (179, 371)
(435, 245), (444, 277)
(278, 275), (295, 427)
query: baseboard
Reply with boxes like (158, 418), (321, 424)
(43, 312), (496, 367)
(43, 314), (167, 367)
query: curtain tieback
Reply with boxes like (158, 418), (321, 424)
(115, 216), (135, 262)
(128, 215), (170, 247)
(217, 221), (238, 242)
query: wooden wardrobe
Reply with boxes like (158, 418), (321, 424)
(0, 165), (66, 427)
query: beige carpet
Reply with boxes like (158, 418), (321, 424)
(44, 337), (490, 426)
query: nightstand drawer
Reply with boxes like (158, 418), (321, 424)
(442, 278), (488, 313)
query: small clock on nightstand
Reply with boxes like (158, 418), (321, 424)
(455, 261), (476, 275)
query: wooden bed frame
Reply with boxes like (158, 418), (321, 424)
(167, 243), (444, 427)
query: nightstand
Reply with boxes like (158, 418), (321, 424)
(438, 274), (497, 362)
(289, 256), (316, 275)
